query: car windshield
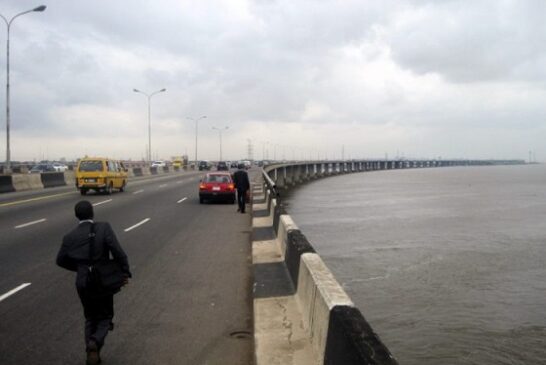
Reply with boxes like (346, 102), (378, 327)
(79, 160), (103, 172)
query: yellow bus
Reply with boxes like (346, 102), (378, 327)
(76, 157), (128, 195)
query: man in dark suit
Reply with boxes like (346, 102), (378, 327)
(57, 200), (131, 365)
(232, 163), (250, 213)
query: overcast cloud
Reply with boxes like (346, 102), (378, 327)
(0, 0), (544, 162)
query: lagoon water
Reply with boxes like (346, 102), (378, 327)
(283, 164), (546, 365)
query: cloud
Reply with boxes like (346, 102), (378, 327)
(0, 0), (544, 162)
(387, 0), (546, 83)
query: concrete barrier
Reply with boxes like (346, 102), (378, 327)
(0, 175), (15, 193)
(150, 167), (158, 175)
(41, 172), (67, 188)
(12, 174), (43, 191)
(296, 253), (354, 363)
(163, 166), (170, 173)
(252, 177), (398, 365)
(63, 171), (76, 187)
(132, 167), (143, 177)
(324, 306), (398, 365)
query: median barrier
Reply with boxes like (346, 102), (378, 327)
(41, 172), (67, 188)
(132, 167), (143, 177)
(12, 174), (44, 191)
(150, 167), (158, 175)
(0, 175), (15, 193)
(63, 171), (75, 186)
(163, 166), (169, 173)
(11, 166), (29, 174)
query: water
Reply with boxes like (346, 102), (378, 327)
(283, 164), (546, 365)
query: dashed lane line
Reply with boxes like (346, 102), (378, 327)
(0, 283), (31, 303)
(132, 190), (144, 195)
(177, 197), (188, 204)
(159, 184), (168, 188)
(92, 199), (112, 207)
(124, 218), (151, 232)
(15, 218), (47, 229)
(0, 192), (76, 207)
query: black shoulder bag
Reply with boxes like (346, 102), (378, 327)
(88, 223), (125, 295)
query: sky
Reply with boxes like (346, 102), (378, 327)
(0, 0), (544, 162)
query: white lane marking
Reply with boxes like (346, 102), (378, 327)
(15, 219), (46, 229)
(133, 189), (144, 195)
(159, 184), (168, 188)
(124, 218), (151, 232)
(177, 197), (188, 204)
(93, 199), (112, 207)
(176, 180), (184, 184)
(0, 283), (31, 302)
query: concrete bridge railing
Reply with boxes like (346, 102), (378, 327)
(263, 159), (525, 190)
(252, 158), (525, 364)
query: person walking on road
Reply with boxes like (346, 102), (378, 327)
(56, 200), (131, 365)
(233, 163), (250, 213)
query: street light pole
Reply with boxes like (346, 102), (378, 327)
(133, 88), (166, 163)
(212, 126), (229, 161)
(187, 115), (206, 167)
(1, 5), (46, 173)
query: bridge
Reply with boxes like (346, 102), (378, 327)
(0, 159), (526, 364)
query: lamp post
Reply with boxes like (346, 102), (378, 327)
(187, 115), (206, 167)
(1, 5), (46, 173)
(212, 126), (229, 161)
(133, 88), (166, 163)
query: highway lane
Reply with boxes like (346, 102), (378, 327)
(0, 169), (254, 364)
(0, 171), (203, 288)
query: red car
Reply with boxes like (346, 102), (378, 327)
(199, 172), (236, 204)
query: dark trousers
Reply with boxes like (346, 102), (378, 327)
(77, 287), (113, 350)
(237, 189), (247, 212)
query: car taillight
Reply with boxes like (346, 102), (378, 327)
(228, 183), (235, 190)
(199, 184), (206, 190)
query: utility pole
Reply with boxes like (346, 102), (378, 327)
(247, 139), (254, 161)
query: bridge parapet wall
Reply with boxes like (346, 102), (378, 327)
(252, 172), (399, 364)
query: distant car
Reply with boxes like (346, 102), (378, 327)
(238, 160), (251, 169)
(151, 160), (166, 168)
(198, 161), (212, 171)
(29, 164), (56, 173)
(230, 161), (238, 168)
(52, 162), (68, 172)
(199, 172), (236, 204)
(216, 161), (229, 171)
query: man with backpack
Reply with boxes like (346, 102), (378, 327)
(56, 200), (132, 365)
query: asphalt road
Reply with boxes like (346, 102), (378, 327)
(0, 170), (254, 365)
